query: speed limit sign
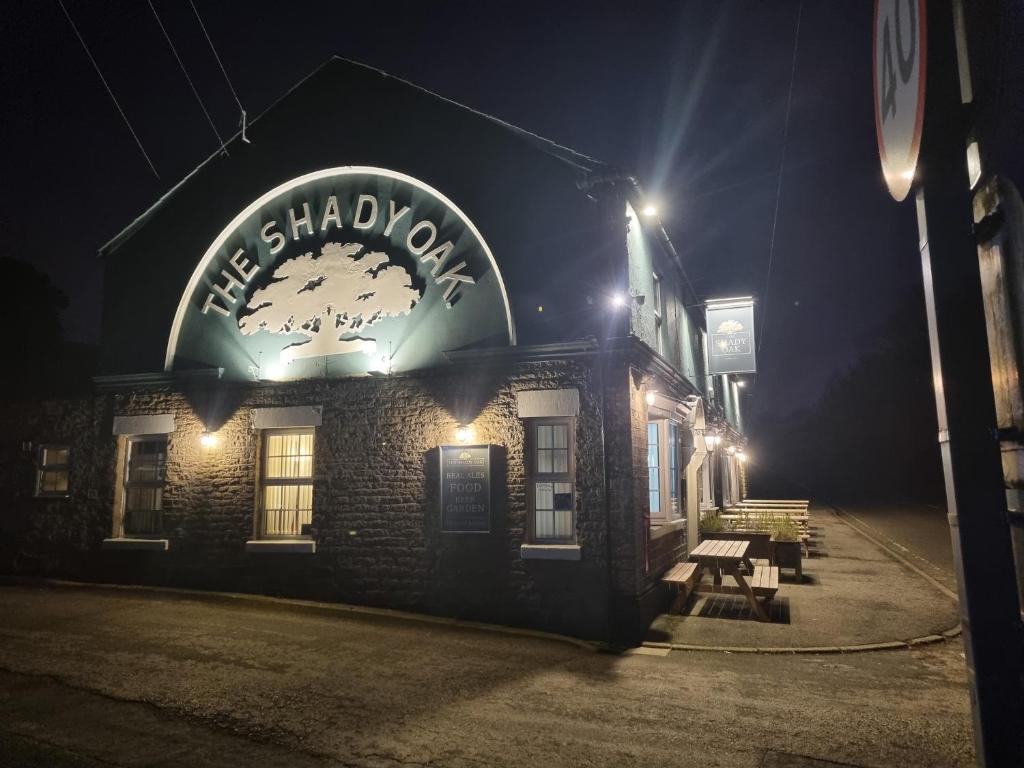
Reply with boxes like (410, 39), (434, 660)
(874, 0), (927, 201)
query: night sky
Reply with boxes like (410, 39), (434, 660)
(1, 1), (925, 440)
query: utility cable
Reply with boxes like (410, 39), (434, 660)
(57, 0), (160, 179)
(757, 0), (803, 358)
(147, 0), (227, 155)
(189, 0), (250, 143)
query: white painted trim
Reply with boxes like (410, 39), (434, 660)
(515, 388), (580, 418)
(245, 540), (316, 554)
(252, 405), (323, 429)
(112, 414), (175, 436)
(164, 166), (517, 371)
(102, 538), (169, 551)
(649, 518), (686, 541)
(520, 544), (582, 561)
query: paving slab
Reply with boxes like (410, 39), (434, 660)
(646, 508), (959, 649)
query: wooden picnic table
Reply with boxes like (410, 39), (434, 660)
(688, 538), (778, 621)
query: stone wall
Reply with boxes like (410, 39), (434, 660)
(0, 358), (621, 640)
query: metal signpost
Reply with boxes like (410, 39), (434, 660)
(874, 1), (1024, 764)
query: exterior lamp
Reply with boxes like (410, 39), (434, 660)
(641, 204), (658, 217)
(727, 445), (736, 455)
(264, 362), (284, 381)
(200, 431), (218, 449)
(737, 380), (746, 388)
(455, 424), (473, 444)
(645, 390), (657, 407)
(737, 450), (747, 462)
(705, 433), (719, 450)
(610, 293), (627, 309)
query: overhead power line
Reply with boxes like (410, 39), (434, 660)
(57, 0), (160, 179)
(757, 0), (803, 357)
(147, 0), (227, 155)
(189, 0), (250, 143)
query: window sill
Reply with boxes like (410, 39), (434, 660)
(520, 544), (581, 561)
(245, 539), (316, 554)
(102, 538), (169, 551)
(650, 518), (687, 541)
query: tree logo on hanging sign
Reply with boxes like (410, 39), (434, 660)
(874, 0), (927, 202)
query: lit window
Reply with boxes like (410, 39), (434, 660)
(123, 437), (167, 536)
(529, 420), (574, 542)
(36, 445), (69, 496)
(647, 420), (684, 524)
(261, 429), (314, 538)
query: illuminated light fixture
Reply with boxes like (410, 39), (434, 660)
(737, 450), (747, 462)
(641, 204), (658, 217)
(370, 354), (391, 375)
(737, 380), (746, 388)
(645, 390), (657, 407)
(537, 305), (544, 313)
(455, 424), (473, 444)
(727, 445), (736, 455)
(263, 362), (285, 381)
(610, 293), (627, 309)
(900, 169), (915, 181)
(200, 431), (218, 448)
(705, 433), (719, 450)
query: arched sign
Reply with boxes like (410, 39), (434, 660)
(874, 0), (927, 201)
(166, 167), (516, 380)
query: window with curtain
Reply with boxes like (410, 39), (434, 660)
(123, 437), (167, 536)
(36, 445), (70, 497)
(529, 420), (574, 542)
(261, 429), (314, 537)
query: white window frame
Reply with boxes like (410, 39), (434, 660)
(647, 419), (684, 525)
(120, 435), (168, 538)
(258, 427), (315, 540)
(35, 444), (70, 497)
(527, 417), (576, 544)
(652, 272), (665, 355)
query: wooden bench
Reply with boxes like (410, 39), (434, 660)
(750, 563), (780, 599)
(662, 561), (701, 612)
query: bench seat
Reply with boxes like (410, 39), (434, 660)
(750, 565), (780, 598)
(662, 561), (699, 586)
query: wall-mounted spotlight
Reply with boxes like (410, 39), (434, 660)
(645, 390), (657, 407)
(641, 204), (658, 217)
(200, 431), (218, 449)
(455, 424), (474, 444)
(610, 293), (627, 309)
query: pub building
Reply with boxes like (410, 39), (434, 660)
(2, 59), (748, 644)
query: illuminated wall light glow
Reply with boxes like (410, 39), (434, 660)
(455, 424), (474, 444)
(263, 362), (285, 381)
(610, 293), (627, 309)
(645, 390), (657, 406)
(200, 431), (218, 448)
(641, 204), (658, 217)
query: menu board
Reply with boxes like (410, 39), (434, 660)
(439, 445), (491, 533)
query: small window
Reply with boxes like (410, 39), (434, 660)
(36, 445), (69, 496)
(529, 419), (575, 542)
(260, 429), (314, 538)
(652, 272), (665, 354)
(123, 437), (167, 536)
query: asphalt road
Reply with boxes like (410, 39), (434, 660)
(0, 583), (973, 768)
(834, 503), (957, 594)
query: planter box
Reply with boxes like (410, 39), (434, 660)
(771, 538), (803, 580)
(699, 530), (772, 560)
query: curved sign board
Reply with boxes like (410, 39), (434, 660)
(873, 0), (927, 201)
(166, 168), (516, 380)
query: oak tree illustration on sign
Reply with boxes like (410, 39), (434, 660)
(238, 241), (421, 364)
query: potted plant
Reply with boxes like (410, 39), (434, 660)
(700, 511), (772, 559)
(769, 515), (803, 580)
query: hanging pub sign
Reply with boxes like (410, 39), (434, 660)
(165, 167), (516, 381)
(439, 445), (492, 533)
(706, 297), (757, 375)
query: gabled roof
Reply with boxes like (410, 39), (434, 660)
(98, 57), (611, 257)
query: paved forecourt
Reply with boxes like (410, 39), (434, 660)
(647, 506), (960, 650)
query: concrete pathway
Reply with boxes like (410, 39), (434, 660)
(646, 507), (959, 649)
